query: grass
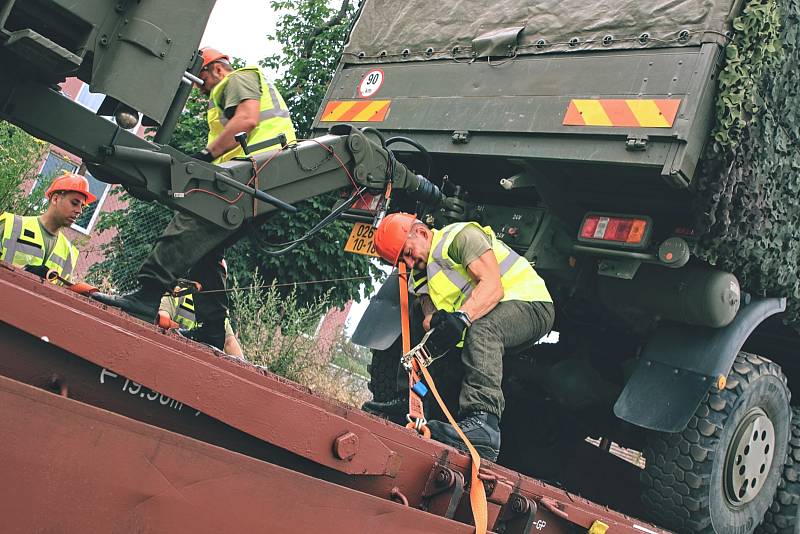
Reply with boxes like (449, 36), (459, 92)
(228, 270), (371, 408)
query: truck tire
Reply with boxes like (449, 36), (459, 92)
(641, 353), (791, 533)
(367, 340), (404, 402)
(757, 407), (800, 533)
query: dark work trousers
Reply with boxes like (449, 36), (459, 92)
(427, 300), (555, 421)
(139, 211), (234, 336)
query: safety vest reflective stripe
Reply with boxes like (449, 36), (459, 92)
(425, 221), (552, 313)
(47, 249), (76, 278)
(410, 269), (429, 294)
(0, 213), (78, 281)
(207, 67), (297, 164)
(216, 83), (291, 126)
(173, 294), (196, 329)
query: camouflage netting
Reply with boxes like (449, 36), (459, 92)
(692, 0), (800, 327)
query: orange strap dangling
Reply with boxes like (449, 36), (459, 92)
(398, 263), (430, 438)
(418, 363), (488, 534)
(398, 262), (487, 534)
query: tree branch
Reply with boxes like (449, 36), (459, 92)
(302, 0), (350, 59)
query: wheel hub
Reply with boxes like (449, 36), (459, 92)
(724, 408), (776, 506)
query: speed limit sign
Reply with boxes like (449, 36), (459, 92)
(358, 69), (384, 98)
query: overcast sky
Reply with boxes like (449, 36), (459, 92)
(201, 0), (284, 76)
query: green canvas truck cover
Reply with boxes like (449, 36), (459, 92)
(344, 0), (742, 63)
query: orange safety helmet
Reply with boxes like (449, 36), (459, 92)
(46, 172), (96, 205)
(373, 212), (419, 265)
(199, 47), (230, 69)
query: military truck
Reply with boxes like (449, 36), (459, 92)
(316, 0), (800, 532)
(0, 0), (797, 532)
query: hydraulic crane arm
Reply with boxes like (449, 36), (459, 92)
(0, 79), (442, 230)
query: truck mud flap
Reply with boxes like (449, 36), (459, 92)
(614, 295), (786, 432)
(351, 271), (402, 350)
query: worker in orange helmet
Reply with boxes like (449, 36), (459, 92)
(369, 213), (555, 461)
(0, 171), (96, 283)
(188, 46), (296, 164)
(93, 46), (296, 352)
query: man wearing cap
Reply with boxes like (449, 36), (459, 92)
(94, 47), (296, 351)
(0, 172), (95, 282)
(371, 213), (555, 461)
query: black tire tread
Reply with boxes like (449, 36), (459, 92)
(757, 406), (800, 533)
(367, 343), (403, 402)
(641, 352), (788, 533)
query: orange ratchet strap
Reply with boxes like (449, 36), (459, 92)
(397, 263), (487, 534)
(418, 363), (488, 534)
(398, 263), (430, 438)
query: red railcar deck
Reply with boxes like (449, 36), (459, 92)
(0, 262), (669, 533)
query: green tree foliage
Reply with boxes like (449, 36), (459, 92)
(261, 0), (357, 137)
(0, 122), (49, 215)
(166, 86), (210, 154)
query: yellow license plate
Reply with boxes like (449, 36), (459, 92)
(344, 222), (379, 257)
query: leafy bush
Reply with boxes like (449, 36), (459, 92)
(228, 270), (370, 407)
(0, 122), (49, 215)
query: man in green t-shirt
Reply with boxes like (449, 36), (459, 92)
(370, 213), (555, 461)
(0, 172), (95, 281)
(94, 47), (296, 352)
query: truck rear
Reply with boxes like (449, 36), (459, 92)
(315, 0), (800, 531)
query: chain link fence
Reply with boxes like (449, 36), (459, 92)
(85, 187), (172, 292)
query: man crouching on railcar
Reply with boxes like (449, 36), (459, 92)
(370, 213), (555, 461)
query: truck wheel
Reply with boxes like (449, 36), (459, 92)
(757, 407), (800, 533)
(641, 352), (790, 533)
(367, 340), (404, 402)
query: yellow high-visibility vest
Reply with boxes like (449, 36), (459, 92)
(207, 67), (297, 164)
(0, 212), (78, 281)
(172, 293), (197, 329)
(409, 268), (429, 295)
(425, 221), (552, 313)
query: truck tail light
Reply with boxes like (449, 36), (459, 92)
(578, 213), (651, 248)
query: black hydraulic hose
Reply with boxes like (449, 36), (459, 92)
(255, 187), (368, 256)
(385, 136), (433, 181)
(360, 127), (387, 148)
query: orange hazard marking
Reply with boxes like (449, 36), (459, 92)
(320, 100), (391, 122)
(563, 99), (681, 128)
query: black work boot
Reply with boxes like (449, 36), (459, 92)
(177, 323), (225, 352)
(92, 283), (163, 323)
(362, 395), (409, 425)
(427, 411), (501, 461)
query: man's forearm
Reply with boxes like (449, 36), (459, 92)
(459, 279), (503, 323)
(420, 294), (436, 330)
(207, 114), (257, 157)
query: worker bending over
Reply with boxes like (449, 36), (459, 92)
(95, 46), (296, 351)
(373, 213), (555, 461)
(0, 172), (95, 282)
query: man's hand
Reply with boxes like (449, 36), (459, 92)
(189, 148), (214, 162)
(427, 310), (471, 353)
